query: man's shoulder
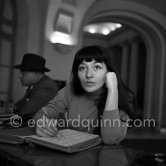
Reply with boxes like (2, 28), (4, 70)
(35, 75), (58, 90)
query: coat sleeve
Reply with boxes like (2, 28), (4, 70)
(100, 110), (129, 145)
(15, 85), (58, 117)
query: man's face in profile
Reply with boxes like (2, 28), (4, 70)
(19, 71), (37, 86)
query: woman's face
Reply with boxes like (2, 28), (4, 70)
(78, 59), (107, 93)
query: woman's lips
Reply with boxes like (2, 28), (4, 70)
(85, 82), (95, 86)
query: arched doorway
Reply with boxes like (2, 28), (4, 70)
(79, 0), (166, 128)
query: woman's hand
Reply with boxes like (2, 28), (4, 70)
(36, 115), (59, 137)
(105, 72), (118, 93)
(104, 72), (118, 110)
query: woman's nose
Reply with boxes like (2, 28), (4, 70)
(86, 68), (93, 78)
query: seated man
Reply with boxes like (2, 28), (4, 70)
(6, 53), (59, 127)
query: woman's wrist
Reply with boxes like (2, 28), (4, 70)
(107, 88), (118, 95)
(104, 108), (118, 112)
(104, 90), (118, 111)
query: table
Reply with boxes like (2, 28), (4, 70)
(0, 143), (147, 166)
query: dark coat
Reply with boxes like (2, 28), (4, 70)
(14, 75), (59, 125)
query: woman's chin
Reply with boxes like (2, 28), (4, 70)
(83, 86), (98, 93)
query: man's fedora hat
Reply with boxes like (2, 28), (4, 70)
(14, 53), (50, 72)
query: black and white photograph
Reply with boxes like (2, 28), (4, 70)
(0, 0), (166, 166)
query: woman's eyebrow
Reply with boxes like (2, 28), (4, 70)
(80, 60), (102, 65)
(94, 61), (103, 65)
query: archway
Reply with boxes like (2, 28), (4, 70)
(79, 0), (166, 128)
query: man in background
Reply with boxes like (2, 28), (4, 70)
(8, 53), (59, 127)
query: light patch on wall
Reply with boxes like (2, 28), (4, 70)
(50, 31), (75, 45)
(49, 9), (75, 45)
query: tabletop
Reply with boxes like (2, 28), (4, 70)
(0, 143), (148, 166)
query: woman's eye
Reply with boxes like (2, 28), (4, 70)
(94, 65), (102, 70)
(78, 66), (85, 71)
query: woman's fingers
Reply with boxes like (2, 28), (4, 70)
(43, 116), (58, 133)
(36, 126), (56, 137)
(36, 115), (58, 137)
(36, 127), (51, 137)
(43, 123), (58, 136)
(105, 72), (118, 90)
(49, 119), (58, 132)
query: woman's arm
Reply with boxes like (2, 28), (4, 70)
(100, 72), (128, 144)
(34, 84), (70, 137)
(34, 87), (67, 121)
(101, 110), (128, 144)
